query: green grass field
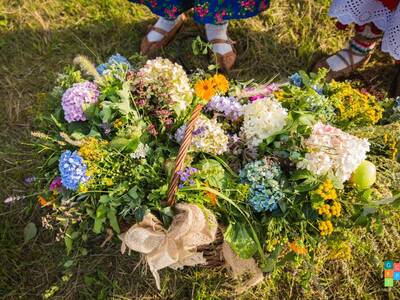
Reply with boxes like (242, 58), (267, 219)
(1, 0), (400, 298)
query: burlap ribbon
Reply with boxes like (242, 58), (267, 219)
(119, 203), (263, 292)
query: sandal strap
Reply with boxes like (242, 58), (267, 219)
(209, 38), (236, 45)
(149, 26), (168, 36)
(354, 33), (381, 43)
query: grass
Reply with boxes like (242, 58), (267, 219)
(1, 0), (399, 298)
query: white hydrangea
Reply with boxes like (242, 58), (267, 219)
(175, 116), (229, 155)
(241, 97), (288, 150)
(139, 57), (193, 115)
(297, 122), (370, 182)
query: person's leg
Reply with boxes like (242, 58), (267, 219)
(326, 23), (382, 72)
(205, 23), (233, 55)
(131, 0), (192, 55)
(147, 15), (185, 43)
(313, 22), (382, 79)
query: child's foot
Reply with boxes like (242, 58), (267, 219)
(140, 14), (187, 56)
(205, 23), (237, 72)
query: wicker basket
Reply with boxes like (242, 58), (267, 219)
(166, 104), (225, 267)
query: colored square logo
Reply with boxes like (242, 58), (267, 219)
(384, 260), (394, 269)
(385, 278), (394, 287)
(385, 270), (394, 278)
(394, 263), (400, 272)
(394, 272), (400, 281)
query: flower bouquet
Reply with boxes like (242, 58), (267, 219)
(29, 54), (400, 292)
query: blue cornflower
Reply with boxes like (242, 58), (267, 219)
(96, 53), (132, 75)
(311, 85), (324, 95)
(178, 167), (198, 186)
(289, 73), (303, 87)
(59, 150), (89, 191)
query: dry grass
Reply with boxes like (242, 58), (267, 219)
(1, 0), (399, 298)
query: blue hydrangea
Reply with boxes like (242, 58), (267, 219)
(59, 150), (89, 191)
(240, 159), (285, 213)
(248, 184), (280, 212)
(289, 73), (303, 87)
(96, 53), (132, 75)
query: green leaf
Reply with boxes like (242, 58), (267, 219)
(93, 217), (105, 234)
(107, 208), (120, 234)
(224, 222), (257, 259)
(116, 82), (132, 115)
(128, 187), (139, 199)
(24, 222), (37, 243)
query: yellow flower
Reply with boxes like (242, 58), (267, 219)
(317, 204), (332, 218)
(319, 220), (334, 236)
(330, 201), (342, 217)
(78, 185), (88, 193)
(114, 118), (123, 129)
(195, 79), (216, 101)
(102, 178), (114, 187)
(212, 74), (229, 94)
(273, 91), (285, 101)
(79, 137), (108, 161)
(315, 180), (337, 200)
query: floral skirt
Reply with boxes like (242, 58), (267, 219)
(329, 0), (400, 60)
(130, 0), (270, 24)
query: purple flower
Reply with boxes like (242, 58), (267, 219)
(245, 83), (280, 102)
(61, 82), (100, 123)
(206, 96), (243, 121)
(178, 167), (198, 186)
(49, 177), (63, 192)
(100, 123), (112, 135)
(24, 176), (36, 186)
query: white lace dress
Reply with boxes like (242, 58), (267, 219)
(329, 0), (400, 60)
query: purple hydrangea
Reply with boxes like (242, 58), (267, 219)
(61, 82), (99, 123)
(58, 150), (89, 191)
(206, 96), (243, 121)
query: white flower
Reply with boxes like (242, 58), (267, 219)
(138, 57), (193, 115)
(175, 116), (229, 155)
(130, 143), (150, 159)
(297, 122), (370, 182)
(4, 195), (23, 204)
(241, 97), (288, 150)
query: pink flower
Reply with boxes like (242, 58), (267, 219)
(49, 177), (62, 192)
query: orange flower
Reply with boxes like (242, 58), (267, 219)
(289, 240), (307, 255)
(38, 196), (48, 206)
(206, 191), (217, 205)
(212, 74), (229, 94)
(195, 79), (215, 101)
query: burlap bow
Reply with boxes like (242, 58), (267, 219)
(119, 203), (218, 289)
(119, 203), (263, 292)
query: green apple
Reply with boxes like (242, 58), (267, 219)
(351, 161), (376, 190)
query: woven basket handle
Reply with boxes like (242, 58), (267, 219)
(167, 104), (203, 207)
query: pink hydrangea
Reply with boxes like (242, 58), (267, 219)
(61, 82), (99, 123)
